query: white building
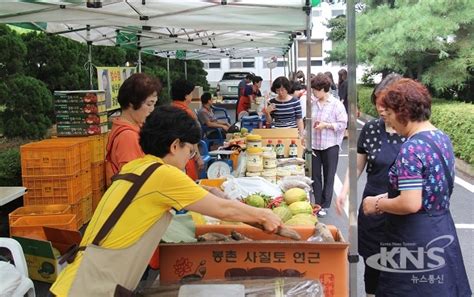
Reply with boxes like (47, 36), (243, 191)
(202, 1), (365, 93)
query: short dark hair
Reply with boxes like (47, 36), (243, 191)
(371, 73), (402, 105)
(271, 76), (292, 93)
(171, 79), (195, 101)
(201, 92), (212, 105)
(338, 69), (347, 86)
(245, 74), (254, 80)
(252, 76), (263, 85)
(378, 78), (432, 125)
(311, 73), (331, 92)
(140, 105), (201, 158)
(117, 73), (162, 110)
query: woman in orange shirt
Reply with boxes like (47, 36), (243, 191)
(105, 73), (161, 186)
(170, 78), (204, 180)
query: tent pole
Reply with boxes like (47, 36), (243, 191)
(283, 55), (286, 77)
(167, 55), (171, 98)
(138, 48), (142, 73)
(184, 60), (188, 80)
(347, 0), (359, 295)
(304, 2), (312, 180)
(293, 40), (297, 78)
(87, 41), (93, 90)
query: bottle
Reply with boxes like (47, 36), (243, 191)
(289, 140), (298, 158)
(266, 139), (274, 151)
(275, 140), (285, 159)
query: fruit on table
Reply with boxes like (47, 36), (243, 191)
(245, 194), (265, 208)
(240, 127), (249, 134)
(285, 216), (316, 226)
(292, 213), (318, 224)
(283, 188), (308, 205)
(288, 201), (313, 215)
(272, 206), (293, 222)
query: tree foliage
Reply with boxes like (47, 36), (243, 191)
(325, 0), (474, 100)
(0, 75), (52, 139)
(0, 26), (27, 78)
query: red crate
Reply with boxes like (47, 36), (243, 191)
(10, 214), (78, 240)
(23, 173), (83, 205)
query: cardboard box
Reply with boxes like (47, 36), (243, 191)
(13, 228), (81, 283)
(56, 112), (108, 125)
(57, 123), (108, 136)
(54, 101), (107, 115)
(252, 128), (304, 157)
(160, 225), (348, 297)
(54, 90), (105, 104)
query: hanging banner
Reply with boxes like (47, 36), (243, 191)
(97, 66), (136, 111)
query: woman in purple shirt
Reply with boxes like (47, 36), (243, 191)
(363, 79), (471, 297)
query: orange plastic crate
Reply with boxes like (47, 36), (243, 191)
(92, 187), (105, 212)
(89, 134), (106, 163)
(81, 170), (92, 198)
(70, 194), (92, 227)
(198, 179), (226, 188)
(82, 195), (93, 224)
(10, 214), (78, 240)
(47, 138), (91, 172)
(9, 204), (71, 225)
(23, 173), (83, 205)
(21, 140), (84, 176)
(91, 161), (105, 190)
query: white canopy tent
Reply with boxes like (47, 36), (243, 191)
(1, 1), (361, 295)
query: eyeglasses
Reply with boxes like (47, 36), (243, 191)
(183, 142), (197, 159)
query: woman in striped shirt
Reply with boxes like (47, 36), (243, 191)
(265, 76), (304, 137)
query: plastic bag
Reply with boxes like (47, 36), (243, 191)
(222, 176), (283, 200)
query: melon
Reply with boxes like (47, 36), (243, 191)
(272, 206), (293, 222)
(283, 188), (307, 205)
(288, 201), (313, 215)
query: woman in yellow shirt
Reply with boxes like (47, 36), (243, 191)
(50, 105), (283, 297)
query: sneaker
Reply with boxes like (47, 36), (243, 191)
(317, 208), (327, 218)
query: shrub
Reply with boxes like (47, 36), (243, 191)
(431, 100), (474, 164)
(357, 84), (377, 117)
(0, 148), (21, 186)
(0, 75), (52, 139)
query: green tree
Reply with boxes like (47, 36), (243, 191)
(0, 75), (52, 139)
(22, 32), (89, 91)
(325, 0), (474, 100)
(0, 25), (27, 78)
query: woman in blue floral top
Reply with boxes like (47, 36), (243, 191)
(363, 78), (471, 297)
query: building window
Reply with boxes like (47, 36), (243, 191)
(277, 60), (287, 67)
(332, 9), (345, 17)
(311, 60), (323, 66)
(204, 60), (221, 69)
(297, 39), (323, 59)
(230, 58), (255, 69)
(243, 61), (255, 68)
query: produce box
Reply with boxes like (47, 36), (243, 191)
(57, 123), (108, 136)
(160, 224), (348, 297)
(56, 112), (108, 125)
(54, 101), (107, 115)
(13, 228), (81, 283)
(54, 90), (105, 104)
(252, 128), (304, 158)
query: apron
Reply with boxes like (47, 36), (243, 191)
(376, 134), (471, 297)
(358, 122), (401, 259)
(64, 163), (173, 297)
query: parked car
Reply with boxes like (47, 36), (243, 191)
(217, 71), (253, 100)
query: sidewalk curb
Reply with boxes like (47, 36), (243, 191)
(357, 113), (474, 180)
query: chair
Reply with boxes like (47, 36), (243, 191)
(201, 125), (225, 149)
(211, 105), (232, 125)
(0, 237), (36, 297)
(198, 140), (213, 179)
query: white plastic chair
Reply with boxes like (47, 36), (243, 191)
(0, 237), (36, 297)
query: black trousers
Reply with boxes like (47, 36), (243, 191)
(311, 145), (339, 208)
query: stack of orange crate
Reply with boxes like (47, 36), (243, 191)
(17, 138), (92, 237)
(85, 133), (107, 211)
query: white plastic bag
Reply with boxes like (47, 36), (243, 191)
(222, 176), (283, 200)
